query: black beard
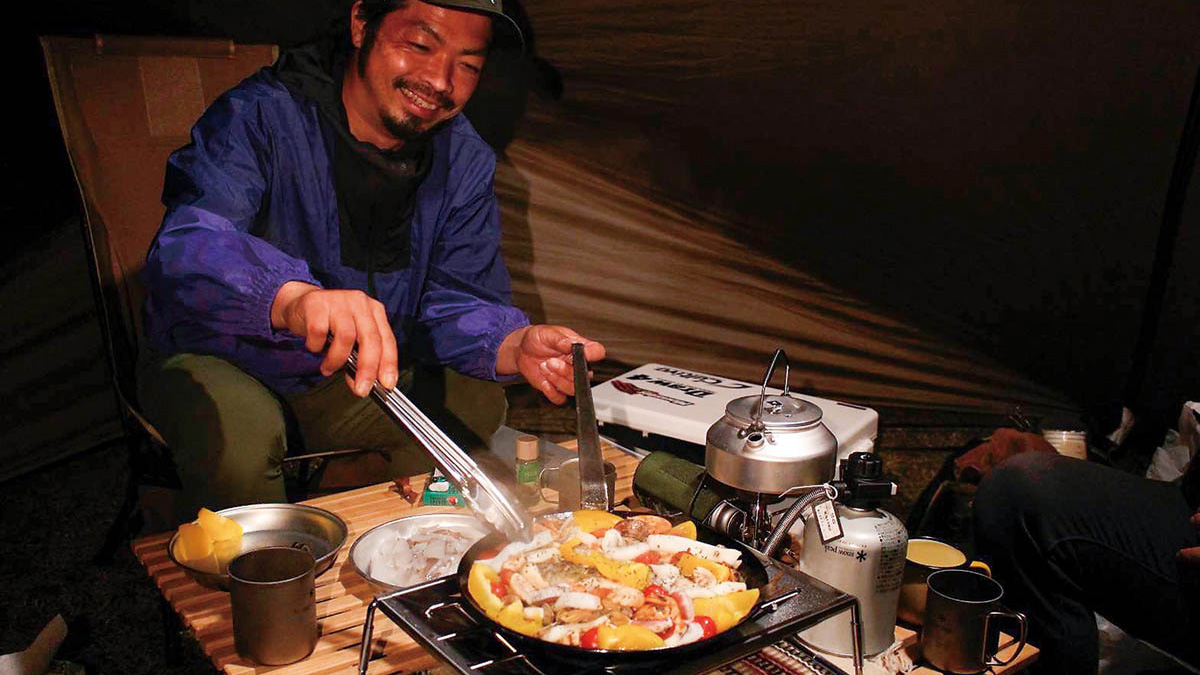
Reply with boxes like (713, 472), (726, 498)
(380, 79), (454, 142)
(380, 108), (424, 141)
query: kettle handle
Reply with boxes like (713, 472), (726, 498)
(751, 349), (792, 430)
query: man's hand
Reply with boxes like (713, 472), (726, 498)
(270, 281), (398, 396)
(497, 325), (607, 405)
(1179, 510), (1200, 570)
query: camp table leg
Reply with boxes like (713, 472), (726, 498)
(358, 597), (380, 675)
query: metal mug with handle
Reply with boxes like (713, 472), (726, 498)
(898, 537), (992, 626)
(539, 458), (617, 511)
(920, 569), (1027, 674)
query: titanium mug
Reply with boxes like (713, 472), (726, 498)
(229, 547), (319, 665)
(539, 458), (617, 511)
(920, 569), (1028, 674)
(897, 537), (991, 626)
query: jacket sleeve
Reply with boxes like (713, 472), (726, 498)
(413, 146), (530, 381)
(142, 84), (321, 353)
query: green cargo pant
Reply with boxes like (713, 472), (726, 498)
(136, 352), (506, 519)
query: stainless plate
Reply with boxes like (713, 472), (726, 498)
(350, 511), (489, 595)
(167, 503), (347, 591)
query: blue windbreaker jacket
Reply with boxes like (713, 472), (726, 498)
(141, 68), (530, 395)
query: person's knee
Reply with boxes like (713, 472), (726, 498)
(139, 353), (289, 507)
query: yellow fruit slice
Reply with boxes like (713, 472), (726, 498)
(572, 510), (624, 533)
(212, 537), (243, 571)
(596, 623), (665, 650)
(197, 508), (243, 541)
(174, 522), (220, 573)
(175, 522), (213, 560)
(675, 552), (732, 583)
(496, 600), (541, 636)
(667, 520), (698, 540)
(467, 563), (504, 618)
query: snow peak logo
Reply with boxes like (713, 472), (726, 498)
(628, 373), (715, 399)
(652, 367), (754, 390)
(823, 544), (869, 563)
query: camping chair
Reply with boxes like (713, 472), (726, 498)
(40, 35), (374, 557)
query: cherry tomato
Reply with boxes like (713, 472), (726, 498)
(499, 568), (515, 586)
(670, 551), (687, 564)
(695, 615), (718, 639)
(656, 623), (675, 639)
(642, 584), (668, 600)
(490, 580), (506, 598)
(581, 626), (600, 649)
(634, 550), (661, 565)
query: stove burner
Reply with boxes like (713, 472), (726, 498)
(358, 547), (863, 675)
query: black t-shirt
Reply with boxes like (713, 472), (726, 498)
(272, 36), (433, 279)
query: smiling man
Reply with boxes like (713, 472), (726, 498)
(139, 0), (604, 516)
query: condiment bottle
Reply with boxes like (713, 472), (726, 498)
(514, 434), (542, 507)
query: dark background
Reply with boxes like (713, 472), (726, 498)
(9, 0), (1200, 429)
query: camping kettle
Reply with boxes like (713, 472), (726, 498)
(796, 452), (908, 658)
(705, 349), (838, 494)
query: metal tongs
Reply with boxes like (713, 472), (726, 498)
(572, 343), (611, 511)
(345, 351), (534, 541)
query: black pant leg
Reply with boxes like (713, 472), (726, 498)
(973, 452), (1198, 674)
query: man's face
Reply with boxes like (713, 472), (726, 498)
(348, 1), (491, 143)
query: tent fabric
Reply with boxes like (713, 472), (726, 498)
(4, 36), (278, 481)
(496, 138), (1074, 414)
(465, 0), (1200, 418)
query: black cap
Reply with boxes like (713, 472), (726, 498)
(422, 0), (524, 51)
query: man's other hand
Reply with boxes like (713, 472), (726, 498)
(270, 281), (398, 396)
(497, 325), (607, 405)
(1180, 510), (1200, 570)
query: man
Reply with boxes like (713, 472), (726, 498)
(138, 0), (604, 516)
(973, 452), (1199, 673)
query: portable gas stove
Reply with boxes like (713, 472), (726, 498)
(357, 543), (861, 675)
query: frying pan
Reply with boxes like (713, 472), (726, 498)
(454, 511), (796, 661)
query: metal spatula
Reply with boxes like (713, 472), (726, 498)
(572, 343), (611, 511)
(345, 351), (533, 541)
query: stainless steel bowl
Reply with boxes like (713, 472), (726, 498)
(167, 503), (347, 591)
(349, 511), (489, 595)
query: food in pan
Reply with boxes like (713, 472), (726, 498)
(466, 510), (758, 650)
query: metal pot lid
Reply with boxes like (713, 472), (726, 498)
(725, 394), (823, 430)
